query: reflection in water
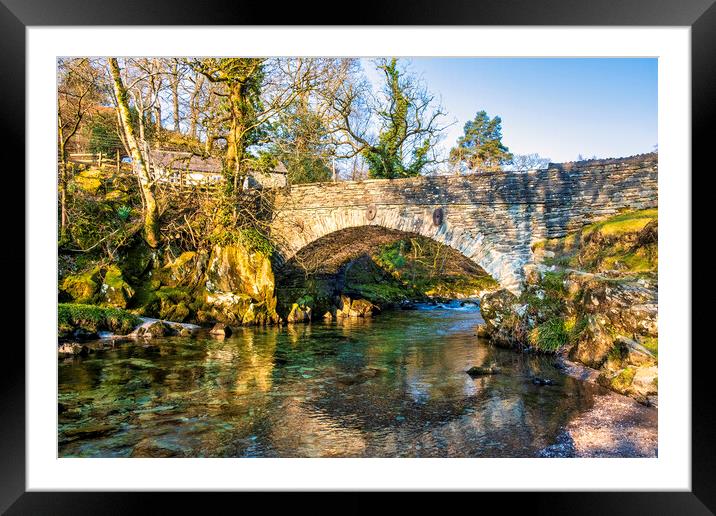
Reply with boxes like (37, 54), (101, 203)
(58, 303), (601, 457)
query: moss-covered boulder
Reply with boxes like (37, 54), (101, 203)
(348, 298), (375, 317)
(335, 295), (376, 318)
(155, 251), (206, 289)
(74, 169), (103, 194)
(200, 244), (280, 325)
(60, 266), (102, 304)
(120, 238), (155, 283)
(197, 291), (254, 326)
(58, 303), (140, 339)
(154, 287), (191, 322)
(206, 244), (274, 297)
(598, 365), (657, 403)
(133, 320), (171, 339)
(479, 289), (518, 330)
(100, 265), (135, 309)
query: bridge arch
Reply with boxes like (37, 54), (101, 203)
(269, 154), (659, 295)
(271, 204), (527, 294)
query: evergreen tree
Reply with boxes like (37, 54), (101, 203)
(449, 111), (512, 173)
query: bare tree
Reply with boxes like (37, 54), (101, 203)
(331, 58), (449, 178)
(510, 153), (551, 172)
(57, 57), (104, 242)
(109, 57), (161, 248)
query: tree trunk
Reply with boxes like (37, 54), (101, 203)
(172, 62), (180, 132)
(58, 123), (68, 242)
(189, 74), (203, 138)
(109, 58), (161, 249)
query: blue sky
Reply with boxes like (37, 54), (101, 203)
(361, 58), (657, 163)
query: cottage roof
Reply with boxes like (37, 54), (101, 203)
(149, 150), (221, 174)
(150, 149), (287, 175)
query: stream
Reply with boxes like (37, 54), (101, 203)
(58, 301), (605, 457)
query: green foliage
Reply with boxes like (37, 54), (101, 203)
(449, 110), (513, 172)
(541, 271), (567, 295)
(346, 282), (415, 305)
(581, 208), (657, 238)
(238, 228), (274, 257)
(371, 238), (498, 298)
(375, 242), (407, 271)
(58, 303), (140, 335)
(117, 205), (131, 221)
(640, 336), (658, 358)
(62, 167), (142, 255)
(364, 59), (441, 178)
(529, 317), (569, 353)
(610, 367), (637, 392)
(88, 122), (123, 157)
(296, 294), (315, 307)
(269, 103), (333, 184)
(533, 209), (658, 274)
(192, 58), (266, 193)
(210, 223), (274, 257)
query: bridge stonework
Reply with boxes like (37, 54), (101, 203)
(270, 154), (658, 294)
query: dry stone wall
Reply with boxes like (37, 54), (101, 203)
(270, 154), (658, 293)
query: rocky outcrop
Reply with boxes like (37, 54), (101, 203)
(478, 209), (658, 404)
(60, 266), (103, 304)
(58, 303), (141, 341)
(197, 244), (280, 326)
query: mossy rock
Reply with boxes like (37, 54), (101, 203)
(74, 170), (103, 194)
(287, 303), (311, 323)
(608, 367), (637, 394)
(100, 265), (135, 309)
(103, 189), (130, 203)
(120, 239), (155, 283)
(60, 266), (102, 304)
(155, 287), (192, 322)
(58, 303), (140, 336)
(155, 251), (201, 288)
(568, 315), (614, 368)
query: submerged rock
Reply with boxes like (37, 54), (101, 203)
(209, 322), (232, 337)
(466, 365), (502, 377)
(58, 342), (90, 358)
(532, 377), (557, 386)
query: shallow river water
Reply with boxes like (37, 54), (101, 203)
(58, 302), (603, 457)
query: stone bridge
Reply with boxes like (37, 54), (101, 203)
(269, 154), (658, 294)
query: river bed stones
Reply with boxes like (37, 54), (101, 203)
(335, 295), (376, 318)
(466, 365), (501, 377)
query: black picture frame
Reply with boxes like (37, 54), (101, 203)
(2, 1), (712, 513)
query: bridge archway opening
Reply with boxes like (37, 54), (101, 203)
(274, 225), (499, 317)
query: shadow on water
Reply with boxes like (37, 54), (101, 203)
(58, 304), (603, 458)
